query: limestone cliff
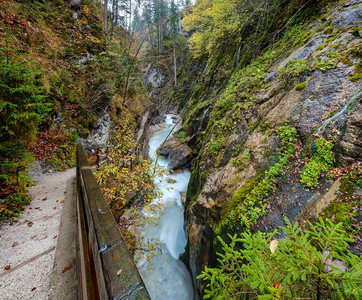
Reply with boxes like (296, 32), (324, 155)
(146, 0), (361, 297)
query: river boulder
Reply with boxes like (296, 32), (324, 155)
(157, 137), (193, 170)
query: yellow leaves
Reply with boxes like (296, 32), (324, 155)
(82, 5), (91, 17)
(181, 0), (241, 57)
(188, 32), (205, 58)
(85, 35), (102, 45)
(270, 239), (278, 254)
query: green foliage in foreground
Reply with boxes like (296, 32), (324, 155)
(199, 218), (362, 299)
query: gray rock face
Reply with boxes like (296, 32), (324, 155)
(76, 52), (94, 65)
(157, 137), (178, 156)
(144, 63), (167, 99)
(182, 1), (362, 296)
(146, 68), (166, 89)
(265, 71), (279, 83)
(168, 144), (193, 170)
(338, 103), (362, 166)
(291, 67), (356, 139)
(67, 0), (81, 9)
(77, 113), (111, 149)
(333, 4), (362, 28)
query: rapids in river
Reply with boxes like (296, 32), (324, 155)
(137, 114), (194, 300)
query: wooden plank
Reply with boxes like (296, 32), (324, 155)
(80, 169), (115, 230)
(76, 144), (150, 300)
(101, 243), (150, 300)
(76, 172), (96, 300)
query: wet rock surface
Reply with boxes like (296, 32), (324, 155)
(77, 112), (111, 149)
(291, 68), (357, 139)
(180, 1), (362, 294)
(338, 103), (362, 166)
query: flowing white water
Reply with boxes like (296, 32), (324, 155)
(137, 114), (194, 300)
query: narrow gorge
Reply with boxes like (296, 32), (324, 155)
(0, 0), (361, 299)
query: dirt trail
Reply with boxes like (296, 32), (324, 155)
(0, 168), (76, 300)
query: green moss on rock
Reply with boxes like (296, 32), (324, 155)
(295, 82), (306, 91)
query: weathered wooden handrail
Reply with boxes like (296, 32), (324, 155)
(76, 144), (150, 299)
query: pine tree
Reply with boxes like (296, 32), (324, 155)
(170, 0), (179, 85)
(0, 53), (50, 149)
(199, 218), (362, 299)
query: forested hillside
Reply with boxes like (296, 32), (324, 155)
(0, 0), (148, 221)
(0, 0), (361, 299)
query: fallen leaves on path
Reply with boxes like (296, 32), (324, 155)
(27, 221), (33, 227)
(61, 264), (72, 273)
(4, 265), (11, 270)
(12, 242), (19, 247)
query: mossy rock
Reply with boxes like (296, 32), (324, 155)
(222, 175), (262, 219)
(349, 73), (362, 82)
(320, 173), (361, 236)
(295, 82), (306, 91)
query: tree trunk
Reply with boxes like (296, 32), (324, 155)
(110, 0), (115, 40)
(104, 0), (108, 33)
(173, 44), (177, 86)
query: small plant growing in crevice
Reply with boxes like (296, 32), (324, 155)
(300, 137), (334, 189)
(177, 131), (187, 140)
(278, 59), (309, 81)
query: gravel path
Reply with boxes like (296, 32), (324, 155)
(0, 168), (76, 300)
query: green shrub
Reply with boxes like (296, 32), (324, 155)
(0, 54), (51, 146)
(200, 218), (362, 299)
(177, 131), (187, 140)
(0, 150), (34, 221)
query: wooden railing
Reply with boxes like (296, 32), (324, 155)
(76, 144), (150, 299)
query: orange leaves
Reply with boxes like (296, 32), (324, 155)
(273, 280), (282, 290)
